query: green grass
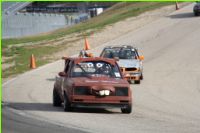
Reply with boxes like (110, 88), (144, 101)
(3, 45), (61, 78)
(2, 2), (175, 78)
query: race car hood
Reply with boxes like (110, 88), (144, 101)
(71, 77), (128, 87)
(117, 59), (140, 68)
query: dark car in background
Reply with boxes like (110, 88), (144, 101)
(193, 2), (200, 16)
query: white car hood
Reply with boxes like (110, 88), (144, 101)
(117, 59), (140, 68)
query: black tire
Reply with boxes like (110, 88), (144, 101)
(121, 104), (132, 114)
(140, 73), (143, 80)
(194, 12), (198, 16)
(134, 80), (140, 84)
(63, 93), (72, 112)
(53, 89), (62, 107)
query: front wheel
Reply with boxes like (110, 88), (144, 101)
(63, 93), (72, 112)
(53, 89), (62, 107)
(140, 73), (143, 80)
(134, 80), (140, 84)
(194, 12), (198, 16)
(121, 104), (132, 114)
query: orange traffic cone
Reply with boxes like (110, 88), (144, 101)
(30, 54), (36, 69)
(84, 38), (90, 50)
(175, 2), (179, 10)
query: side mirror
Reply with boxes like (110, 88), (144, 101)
(58, 72), (67, 77)
(139, 55), (144, 60)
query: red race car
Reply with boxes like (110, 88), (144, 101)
(53, 57), (132, 113)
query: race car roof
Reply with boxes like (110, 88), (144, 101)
(62, 57), (116, 65)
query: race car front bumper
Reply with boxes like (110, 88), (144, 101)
(124, 72), (142, 81)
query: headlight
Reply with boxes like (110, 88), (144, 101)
(99, 90), (110, 96)
(115, 87), (128, 96)
(124, 73), (130, 77)
(74, 86), (91, 95)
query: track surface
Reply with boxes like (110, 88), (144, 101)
(2, 106), (86, 133)
(3, 4), (200, 133)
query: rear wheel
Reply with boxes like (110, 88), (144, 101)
(53, 89), (62, 107)
(121, 104), (132, 114)
(63, 93), (72, 112)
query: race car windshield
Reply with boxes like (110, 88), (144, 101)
(72, 61), (121, 78)
(118, 49), (137, 59)
(103, 49), (137, 59)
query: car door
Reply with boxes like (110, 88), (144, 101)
(62, 60), (74, 97)
(58, 59), (70, 97)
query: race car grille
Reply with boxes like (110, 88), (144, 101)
(115, 87), (128, 96)
(74, 86), (91, 95)
(125, 68), (137, 71)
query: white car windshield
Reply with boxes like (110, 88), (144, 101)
(103, 48), (137, 59)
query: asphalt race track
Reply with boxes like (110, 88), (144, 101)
(2, 106), (86, 133)
(3, 3), (200, 133)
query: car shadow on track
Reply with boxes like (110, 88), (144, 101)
(8, 102), (63, 112)
(71, 107), (121, 114)
(168, 12), (195, 19)
(8, 102), (120, 114)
